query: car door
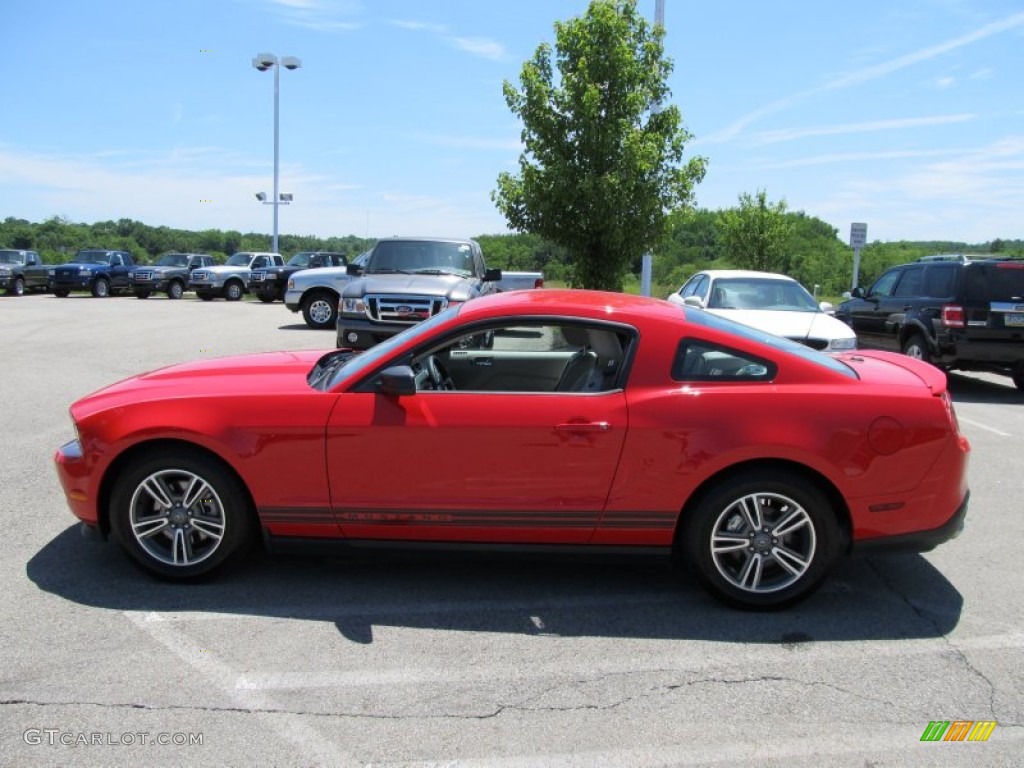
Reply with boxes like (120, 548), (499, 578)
(324, 321), (630, 545)
(846, 267), (904, 349)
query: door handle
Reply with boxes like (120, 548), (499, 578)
(555, 422), (611, 432)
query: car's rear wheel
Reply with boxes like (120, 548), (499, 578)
(11, 277), (25, 296)
(135, 291), (151, 299)
(257, 291), (276, 303)
(302, 290), (338, 329)
(196, 291), (214, 301)
(901, 334), (932, 364)
(110, 450), (254, 580)
(681, 469), (840, 610)
(167, 281), (184, 300)
(224, 281), (244, 302)
(91, 277), (111, 298)
(53, 288), (70, 298)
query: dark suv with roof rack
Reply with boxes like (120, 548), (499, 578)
(836, 254), (1024, 390)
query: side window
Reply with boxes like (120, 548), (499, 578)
(925, 265), (957, 298)
(411, 322), (629, 394)
(253, 256), (267, 269)
(893, 266), (924, 298)
(672, 339), (776, 382)
(679, 275), (702, 298)
(868, 269), (902, 298)
(110, 254), (122, 267)
(691, 275), (709, 301)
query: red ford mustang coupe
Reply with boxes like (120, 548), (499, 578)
(54, 290), (970, 609)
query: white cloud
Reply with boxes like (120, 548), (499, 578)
(449, 37), (505, 60)
(750, 114), (975, 146)
(934, 76), (956, 89)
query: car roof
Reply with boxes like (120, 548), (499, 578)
(379, 236), (476, 245)
(696, 270), (797, 282)
(456, 288), (685, 326)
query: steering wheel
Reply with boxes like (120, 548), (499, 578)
(424, 355), (456, 391)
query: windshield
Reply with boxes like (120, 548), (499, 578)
(287, 252), (313, 267)
(156, 253), (189, 267)
(708, 278), (819, 312)
(76, 250), (111, 265)
(226, 253), (253, 267)
(0, 251), (24, 265)
(368, 240), (474, 276)
(321, 305), (461, 390)
(682, 305), (857, 378)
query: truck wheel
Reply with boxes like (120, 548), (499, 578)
(53, 288), (70, 298)
(167, 281), (184, 300)
(135, 291), (152, 299)
(91, 277), (111, 298)
(257, 291), (277, 303)
(1013, 363), (1024, 392)
(224, 281), (244, 302)
(901, 334), (931, 364)
(110, 449), (254, 580)
(11, 277), (26, 296)
(302, 290), (338, 330)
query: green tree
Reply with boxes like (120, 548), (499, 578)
(718, 190), (794, 273)
(493, 0), (706, 291)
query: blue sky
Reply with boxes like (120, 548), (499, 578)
(2, 0), (1022, 244)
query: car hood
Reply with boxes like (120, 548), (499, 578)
(199, 265), (250, 273)
(57, 262), (105, 269)
(137, 264), (183, 274)
(708, 308), (855, 342)
(289, 266), (351, 286)
(70, 350), (328, 422)
(350, 273), (468, 297)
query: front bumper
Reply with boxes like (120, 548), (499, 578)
(52, 277), (94, 290)
(54, 439), (98, 526)
(336, 316), (410, 349)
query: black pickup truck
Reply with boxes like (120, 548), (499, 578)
(249, 251), (348, 303)
(52, 249), (136, 298)
(129, 253), (217, 299)
(336, 237), (501, 348)
(0, 248), (54, 296)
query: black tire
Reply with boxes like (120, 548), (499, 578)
(110, 449), (254, 580)
(257, 291), (277, 304)
(224, 281), (244, 302)
(1013, 363), (1024, 392)
(53, 288), (70, 298)
(11, 277), (26, 296)
(680, 469), (840, 610)
(901, 333), (932, 364)
(196, 291), (214, 302)
(135, 291), (152, 299)
(301, 290), (338, 330)
(167, 281), (184, 300)
(91, 277), (111, 298)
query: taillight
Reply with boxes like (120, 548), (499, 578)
(940, 390), (961, 434)
(534, 277), (545, 288)
(942, 304), (965, 328)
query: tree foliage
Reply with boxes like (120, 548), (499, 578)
(717, 190), (794, 273)
(493, 0), (706, 291)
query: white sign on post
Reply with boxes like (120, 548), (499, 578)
(850, 222), (868, 290)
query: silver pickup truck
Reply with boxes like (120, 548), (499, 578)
(189, 251), (283, 301)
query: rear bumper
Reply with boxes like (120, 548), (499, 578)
(852, 490), (969, 554)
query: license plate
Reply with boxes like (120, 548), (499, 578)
(1006, 313), (1024, 327)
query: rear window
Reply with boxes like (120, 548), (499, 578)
(963, 263), (1024, 302)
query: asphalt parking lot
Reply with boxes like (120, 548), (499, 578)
(2, 292), (1022, 767)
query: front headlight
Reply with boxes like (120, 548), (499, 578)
(287, 278), (295, 289)
(0, 267), (10, 277)
(342, 298), (366, 314)
(830, 337), (857, 351)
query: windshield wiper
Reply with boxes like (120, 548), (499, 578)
(411, 269), (463, 276)
(368, 268), (412, 274)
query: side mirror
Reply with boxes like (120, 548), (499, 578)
(27, 256), (38, 266)
(683, 295), (705, 309)
(378, 365), (417, 396)
(851, 287), (866, 299)
(841, 291), (852, 300)
(483, 267), (502, 282)
(819, 301), (834, 314)
(346, 263), (364, 277)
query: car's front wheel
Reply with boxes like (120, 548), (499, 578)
(901, 334), (932, 364)
(224, 281), (244, 302)
(1013, 363), (1024, 392)
(257, 291), (277, 303)
(11, 277), (25, 296)
(135, 291), (151, 299)
(302, 290), (338, 329)
(680, 469), (840, 610)
(167, 281), (184, 300)
(91, 277), (111, 298)
(53, 288), (70, 298)
(196, 291), (214, 301)
(110, 450), (254, 580)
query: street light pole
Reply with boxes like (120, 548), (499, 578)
(640, 0), (666, 297)
(252, 52), (301, 255)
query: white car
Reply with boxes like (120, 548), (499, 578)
(668, 270), (857, 351)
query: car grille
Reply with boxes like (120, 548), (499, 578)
(192, 271), (209, 281)
(251, 271), (266, 282)
(134, 271), (154, 281)
(366, 294), (448, 324)
(55, 267), (79, 279)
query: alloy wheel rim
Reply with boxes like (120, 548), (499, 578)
(128, 469), (226, 566)
(709, 491), (817, 594)
(310, 300), (332, 325)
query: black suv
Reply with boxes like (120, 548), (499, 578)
(836, 254), (1024, 390)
